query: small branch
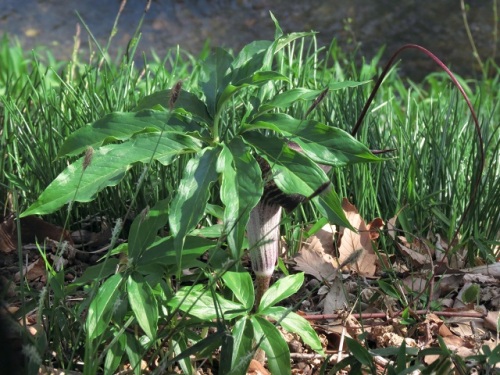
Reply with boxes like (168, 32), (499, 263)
(302, 309), (487, 321)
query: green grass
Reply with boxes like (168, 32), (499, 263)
(1, 21), (499, 373)
(2, 33), (498, 252)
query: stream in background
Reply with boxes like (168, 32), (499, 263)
(0, 0), (498, 80)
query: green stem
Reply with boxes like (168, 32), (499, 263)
(213, 111), (221, 142)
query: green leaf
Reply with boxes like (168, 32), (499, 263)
(22, 132), (202, 217)
(104, 332), (126, 375)
(229, 317), (254, 375)
(168, 285), (245, 321)
(259, 88), (324, 112)
(134, 89), (212, 124)
(263, 31), (315, 70)
(221, 271), (254, 311)
(378, 279), (401, 300)
(371, 346), (419, 357)
(127, 272), (158, 341)
(312, 187), (351, 229)
(258, 273), (304, 312)
(59, 109), (200, 157)
(199, 48), (233, 117)
(270, 11), (283, 39)
(251, 113), (382, 166)
(330, 355), (363, 373)
(205, 203), (224, 219)
(346, 337), (375, 369)
(172, 333), (194, 375)
(217, 71), (289, 114)
(261, 306), (324, 355)
(240, 121), (283, 135)
(124, 333), (143, 375)
(220, 330), (234, 375)
(488, 344), (500, 366)
(68, 259), (119, 289)
(462, 283), (480, 304)
(219, 138), (263, 259)
(86, 274), (123, 340)
(128, 198), (169, 261)
(169, 147), (220, 266)
(258, 83), (367, 114)
(396, 340), (407, 372)
(244, 131), (329, 197)
(190, 223), (224, 238)
(230, 40), (271, 84)
(251, 316), (291, 375)
(328, 80), (370, 91)
(136, 235), (215, 268)
(243, 130), (351, 228)
(170, 330), (225, 365)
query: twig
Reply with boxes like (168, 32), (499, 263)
(302, 309), (487, 321)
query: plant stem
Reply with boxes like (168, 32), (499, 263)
(247, 201), (282, 309)
(213, 111), (221, 142)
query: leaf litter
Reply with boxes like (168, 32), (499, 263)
(292, 198), (500, 372)
(1, 199), (500, 373)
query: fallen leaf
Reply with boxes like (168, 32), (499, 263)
(386, 215), (398, 240)
(484, 310), (499, 332)
(367, 218), (384, 240)
(0, 214), (73, 253)
(294, 227), (348, 314)
(337, 199), (383, 276)
(14, 257), (46, 283)
(397, 236), (431, 267)
(323, 277), (348, 315)
(441, 334), (466, 350)
(294, 234), (339, 282)
(308, 223), (336, 255)
(402, 276), (431, 295)
(438, 322), (454, 337)
(464, 262), (500, 278)
(247, 359), (270, 375)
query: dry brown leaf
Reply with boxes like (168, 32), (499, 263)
(337, 199), (383, 276)
(446, 317), (480, 337)
(294, 226), (349, 314)
(402, 276), (433, 296)
(438, 322), (454, 337)
(0, 215), (73, 253)
(386, 215), (398, 240)
(307, 223), (336, 255)
(247, 359), (270, 375)
(464, 262), (500, 278)
(0, 218), (16, 253)
(14, 257), (46, 283)
(441, 334), (466, 350)
(397, 236), (431, 267)
(322, 277), (348, 315)
(423, 354), (441, 366)
(367, 217), (384, 240)
(294, 237), (338, 281)
(484, 310), (499, 332)
(377, 332), (417, 348)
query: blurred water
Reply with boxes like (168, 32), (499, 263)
(0, 0), (497, 79)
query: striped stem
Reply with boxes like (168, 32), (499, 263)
(248, 201), (282, 308)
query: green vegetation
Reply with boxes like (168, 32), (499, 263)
(1, 10), (499, 375)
